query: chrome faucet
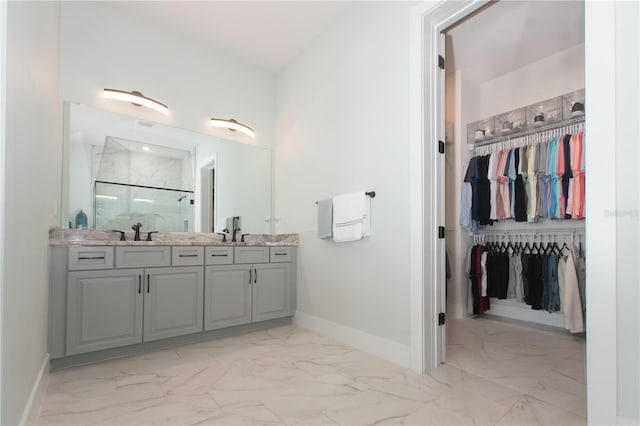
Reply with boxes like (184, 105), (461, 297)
(131, 223), (142, 241)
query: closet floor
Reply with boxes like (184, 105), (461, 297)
(446, 316), (586, 423)
(37, 321), (586, 426)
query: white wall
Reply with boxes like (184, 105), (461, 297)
(59, 2), (275, 150)
(2, 1), (59, 424)
(476, 44), (585, 122)
(584, 2), (640, 423)
(275, 2), (414, 364)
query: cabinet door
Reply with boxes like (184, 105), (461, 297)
(66, 269), (143, 355)
(144, 266), (204, 342)
(204, 265), (252, 330)
(252, 263), (292, 322)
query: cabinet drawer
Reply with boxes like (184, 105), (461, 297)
(115, 247), (171, 268)
(172, 247), (204, 266)
(234, 247), (269, 264)
(270, 247), (292, 263)
(68, 246), (114, 270)
(205, 246), (234, 265)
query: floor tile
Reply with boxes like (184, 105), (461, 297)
(38, 319), (586, 425)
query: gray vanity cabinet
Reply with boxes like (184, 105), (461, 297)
(144, 266), (204, 342)
(51, 243), (296, 364)
(66, 266), (204, 355)
(252, 263), (292, 322)
(66, 269), (144, 355)
(65, 247), (204, 356)
(204, 247), (293, 330)
(204, 265), (252, 330)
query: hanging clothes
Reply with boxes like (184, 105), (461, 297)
(558, 249), (585, 333)
(461, 130), (585, 229)
(541, 253), (561, 312)
(514, 148), (528, 222)
(467, 244), (491, 315)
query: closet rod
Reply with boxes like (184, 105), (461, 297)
(472, 116), (585, 148)
(472, 227), (585, 236)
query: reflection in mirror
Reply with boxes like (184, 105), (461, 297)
(94, 137), (195, 232)
(61, 102), (272, 234)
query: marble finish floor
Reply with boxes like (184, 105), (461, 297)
(37, 318), (586, 425)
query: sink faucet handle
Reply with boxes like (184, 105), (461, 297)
(217, 232), (228, 243)
(146, 231), (159, 242)
(241, 233), (249, 243)
(112, 230), (126, 241)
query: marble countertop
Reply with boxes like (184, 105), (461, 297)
(49, 229), (298, 247)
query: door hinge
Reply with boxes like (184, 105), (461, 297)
(439, 140), (445, 154)
(438, 312), (446, 325)
(438, 226), (445, 239)
(438, 55), (445, 70)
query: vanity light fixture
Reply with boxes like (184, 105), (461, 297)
(103, 89), (169, 115)
(209, 118), (255, 138)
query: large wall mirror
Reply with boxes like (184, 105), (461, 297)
(61, 102), (272, 234)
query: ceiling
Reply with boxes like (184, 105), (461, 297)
(106, 1), (357, 75)
(446, 1), (585, 81)
(106, 1), (584, 78)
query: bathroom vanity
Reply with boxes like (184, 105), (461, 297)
(48, 231), (297, 369)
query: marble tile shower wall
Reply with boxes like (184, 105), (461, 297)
(92, 146), (187, 190)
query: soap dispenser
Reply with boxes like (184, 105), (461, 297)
(75, 210), (88, 229)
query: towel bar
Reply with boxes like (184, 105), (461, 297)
(315, 191), (376, 205)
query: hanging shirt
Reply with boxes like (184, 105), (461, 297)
(536, 141), (550, 219)
(481, 251), (488, 297)
(477, 155), (492, 225)
(569, 132), (585, 219)
(514, 148), (528, 222)
(547, 137), (559, 218)
(496, 150), (511, 219)
(507, 149), (517, 219)
(562, 134), (573, 218)
(460, 161), (477, 231)
(558, 250), (585, 333)
(527, 144), (538, 222)
(555, 136), (566, 218)
(513, 254), (524, 303)
(488, 152), (500, 221)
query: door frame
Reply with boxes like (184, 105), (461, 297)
(200, 158), (216, 233)
(409, 0), (489, 374)
(410, 0), (623, 423)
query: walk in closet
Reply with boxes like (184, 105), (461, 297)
(443, 1), (586, 331)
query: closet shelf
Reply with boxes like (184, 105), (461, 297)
(469, 116), (584, 149)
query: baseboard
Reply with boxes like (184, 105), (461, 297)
(294, 311), (411, 368)
(486, 299), (565, 328)
(19, 353), (49, 426)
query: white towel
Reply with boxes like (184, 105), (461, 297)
(332, 192), (368, 242)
